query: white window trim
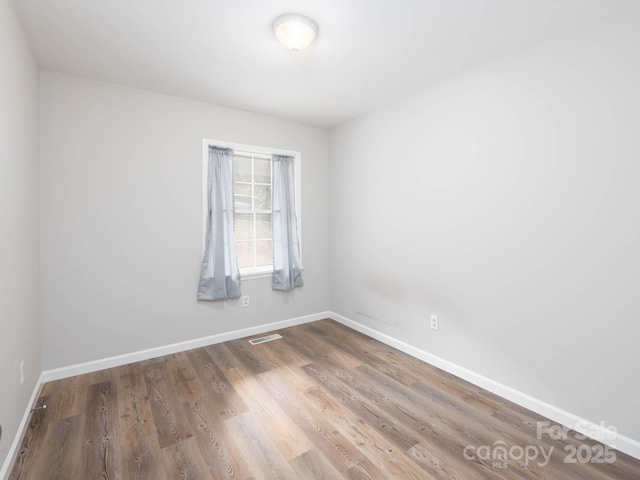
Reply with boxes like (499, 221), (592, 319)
(202, 139), (302, 279)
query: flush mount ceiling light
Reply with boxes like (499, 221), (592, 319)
(273, 14), (317, 54)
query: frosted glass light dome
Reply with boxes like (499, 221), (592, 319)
(273, 14), (317, 54)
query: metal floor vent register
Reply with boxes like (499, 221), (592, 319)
(249, 333), (283, 345)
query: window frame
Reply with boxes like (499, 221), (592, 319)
(202, 139), (302, 279)
(233, 151), (273, 275)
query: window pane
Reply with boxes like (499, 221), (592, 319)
(234, 183), (252, 196)
(234, 155), (252, 182)
(234, 213), (253, 240)
(254, 185), (271, 210)
(256, 240), (273, 267)
(234, 183), (252, 211)
(229, 152), (276, 272)
(235, 240), (254, 268)
(256, 213), (271, 239)
(254, 157), (271, 184)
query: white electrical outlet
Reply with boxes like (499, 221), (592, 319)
(241, 295), (250, 307)
(430, 314), (439, 331)
(20, 360), (25, 385)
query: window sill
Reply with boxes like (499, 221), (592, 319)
(241, 271), (273, 281)
(239, 266), (304, 281)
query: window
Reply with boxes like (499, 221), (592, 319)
(233, 152), (273, 273)
(203, 139), (302, 277)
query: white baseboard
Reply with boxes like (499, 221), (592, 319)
(4, 309), (638, 480)
(42, 311), (330, 383)
(3, 313), (330, 479)
(2, 312), (330, 479)
(0, 372), (45, 480)
(329, 312), (640, 461)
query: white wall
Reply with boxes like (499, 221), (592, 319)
(0, 0), (41, 468)
(40, 72), (330, 370)
(21, 0), (640, 459)
(330, 9), (640, 441)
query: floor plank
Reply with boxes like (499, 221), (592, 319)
(120, 435), (168, 480)
(82, 381), (123, 480)
(143, 361), (194, 448)
(183, 393), (245, 480)
(8, 319), (640, 479)
(39, 415), (85, 480)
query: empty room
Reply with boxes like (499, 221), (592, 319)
(1, 0), (639, 478)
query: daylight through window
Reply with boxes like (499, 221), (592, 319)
(233, 152), (273, 271)
(202, 140), (302, 278)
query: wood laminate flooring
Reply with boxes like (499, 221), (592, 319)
(8, 319), (640, 479)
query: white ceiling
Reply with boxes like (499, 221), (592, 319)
(13, 0), (640, 127)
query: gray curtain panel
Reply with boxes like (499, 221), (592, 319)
(272, 154), (304, 291)
(198, 146), (241, 300)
